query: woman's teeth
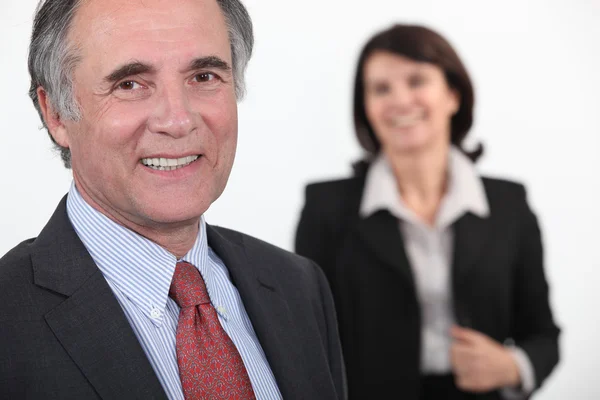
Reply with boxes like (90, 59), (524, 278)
(141, 155), (199, 171)
(390, 115), (421, 127)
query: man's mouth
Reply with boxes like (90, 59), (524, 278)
(140, 155), (200, 171)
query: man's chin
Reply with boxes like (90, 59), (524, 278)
(131, 200), (207, 228)
(144, 210), (205, 228)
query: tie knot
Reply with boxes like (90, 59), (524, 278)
(169, 261), (211, 308)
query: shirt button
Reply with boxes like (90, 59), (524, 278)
(217, 306), (227, 316)
(150, 307), (161, 319)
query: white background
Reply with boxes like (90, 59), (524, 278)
(1, 0), (599, 398)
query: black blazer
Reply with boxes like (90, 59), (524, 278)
(295, 172), (560, 400)
(0, 196), (346, 400)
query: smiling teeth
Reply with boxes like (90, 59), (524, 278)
(391, 115), (421, 128)
(141, 155), (199, 171)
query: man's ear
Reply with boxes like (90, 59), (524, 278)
(37, 86), (70, 148)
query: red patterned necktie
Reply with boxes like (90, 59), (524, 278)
(169, 261), (256, 400)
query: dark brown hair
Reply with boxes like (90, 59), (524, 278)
(353, 24), (483, 167)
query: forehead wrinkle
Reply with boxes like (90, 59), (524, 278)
(67, 0), (234, 93)
(71, 0), (194, 47)
(68, 0), (119, 43)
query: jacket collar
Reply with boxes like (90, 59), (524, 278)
(360, 147), (490, 228)
(31, 195), (168, 399)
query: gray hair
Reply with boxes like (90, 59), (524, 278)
(28, 0), (254, 168)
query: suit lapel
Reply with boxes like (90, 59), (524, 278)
(32, 197), (167, 400)
(452, 212), (491, 285)
(206, 225), (310, 399)
(451, 212), (491, 327)
(354, 210), (416, 290)
(352, 205), (491, 298)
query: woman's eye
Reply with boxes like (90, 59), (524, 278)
(117, 81), (141, 91)
(372, 84), (389, 95)
(409, 75), (425, 87)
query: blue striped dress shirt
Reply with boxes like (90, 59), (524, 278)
(66, 183), (282, 400)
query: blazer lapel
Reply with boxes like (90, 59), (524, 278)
(451, 212), (491, 327)
(354, 210), (416, 290)
(32, 197), (167, 400)
(206, 225), (312, 399)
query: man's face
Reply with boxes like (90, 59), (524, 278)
(53, 0), (237, 230)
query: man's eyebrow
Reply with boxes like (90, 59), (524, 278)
(103, 62), (156, 84)
(187, 56), (231, 73)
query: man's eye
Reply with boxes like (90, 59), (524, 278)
(117, 81), (141, 90)
(193, 73), (216, 82)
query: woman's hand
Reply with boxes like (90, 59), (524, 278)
(450, 325), (521, 393)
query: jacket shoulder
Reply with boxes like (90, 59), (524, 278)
(303, 176), (365, 217)
(305, 176), (365, 199)
(211, 226), (318, 275)
(481, 176), (528, 206)
(0, 238), (36, 284)
(0, 237), (61, 315)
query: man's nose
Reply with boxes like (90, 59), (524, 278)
(148, 84), (198, 138)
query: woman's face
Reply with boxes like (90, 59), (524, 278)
(364, 51), (460, 156)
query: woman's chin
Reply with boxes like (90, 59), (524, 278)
(387, 140), (434, 157)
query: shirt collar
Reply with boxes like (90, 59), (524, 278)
(66, 182), (212, 326)
(360, 147), (490, 228)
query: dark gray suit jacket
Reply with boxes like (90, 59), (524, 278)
(0, 196), (346, 400)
